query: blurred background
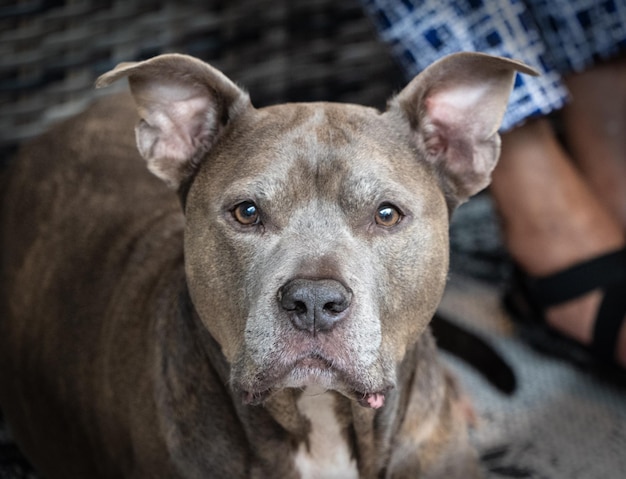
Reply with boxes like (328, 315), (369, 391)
(0, 0), (405, 159)
(1, 1), (624, 478)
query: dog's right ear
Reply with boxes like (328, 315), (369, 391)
(96, 54), (251, 189)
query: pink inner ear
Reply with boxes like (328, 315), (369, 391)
(423, 97), (454, 157)
(425, 83), (493, 145)
(421, 83), (501, 195)
(138, 82), (217, 162)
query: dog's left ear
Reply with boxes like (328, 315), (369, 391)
(387, 52), (538, 207)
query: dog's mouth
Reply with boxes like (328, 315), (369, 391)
(242, 388), (388, 409)
(238, 354), (392, 409)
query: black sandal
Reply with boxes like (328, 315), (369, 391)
(504, 247), (626, 378)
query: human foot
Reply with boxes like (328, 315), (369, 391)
(492, 118), (626, 368)
(562, 56), (626, 227)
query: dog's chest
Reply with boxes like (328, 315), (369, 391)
(293, 387), (358, 479)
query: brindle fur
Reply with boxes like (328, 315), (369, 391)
(0, 53), (535, 478)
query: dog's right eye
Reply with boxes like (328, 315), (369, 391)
(232, 201), (261, 226)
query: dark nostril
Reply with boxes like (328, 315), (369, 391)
(324, 298), (349, 314)
(294, 301), (307, 314)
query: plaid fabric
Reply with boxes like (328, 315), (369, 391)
(360, 0), (626, 130)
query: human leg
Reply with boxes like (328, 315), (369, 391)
(491, 118), (626, 367)
(561, 57), (626, 227)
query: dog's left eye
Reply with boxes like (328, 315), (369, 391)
(375, 204), (402, 227)
(233, 201), (261, 226)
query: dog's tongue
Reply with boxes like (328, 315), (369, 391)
(360, 392), (385, 409)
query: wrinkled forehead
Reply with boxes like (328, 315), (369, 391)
(195, 102), (438, 206)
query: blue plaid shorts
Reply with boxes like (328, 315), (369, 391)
(360, 0), (626, 130)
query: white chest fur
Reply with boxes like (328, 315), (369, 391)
(293, 386), (359, 479)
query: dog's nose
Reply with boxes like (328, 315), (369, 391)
(279, 279), (352, 333)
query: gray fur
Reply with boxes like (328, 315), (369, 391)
(0, 53), (536, 478)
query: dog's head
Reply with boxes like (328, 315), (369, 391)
(97, 53), (535, 408)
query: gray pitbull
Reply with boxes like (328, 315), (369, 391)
(0, 52), (535, 478)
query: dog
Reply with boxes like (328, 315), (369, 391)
(0, 52), (535, 478)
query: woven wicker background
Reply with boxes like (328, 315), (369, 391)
(0, 0), (404, 159)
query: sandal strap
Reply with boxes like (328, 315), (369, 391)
(592, 278), (626, 363)
(525, 247), (626, 308)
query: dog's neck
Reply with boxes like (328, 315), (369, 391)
(167, 284), (389, 477)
